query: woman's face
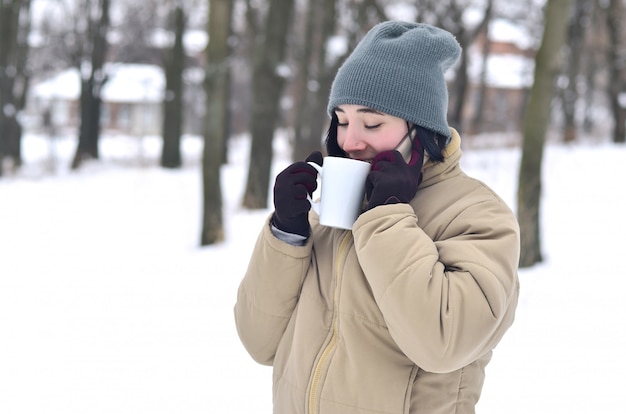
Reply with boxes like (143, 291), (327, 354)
(334, 104), (409, 162)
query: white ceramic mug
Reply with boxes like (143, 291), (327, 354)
(307, 156), (371, 230)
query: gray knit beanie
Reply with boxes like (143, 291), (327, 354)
(327, 21), (461, 138)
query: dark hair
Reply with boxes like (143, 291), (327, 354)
(324, 112), (449, 161)
(324, 113), (348, 157)
(413, 124), (448, 162)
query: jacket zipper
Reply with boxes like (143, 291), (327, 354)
(307, 232), (353, 414)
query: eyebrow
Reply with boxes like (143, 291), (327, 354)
(334, 107), (385, 115)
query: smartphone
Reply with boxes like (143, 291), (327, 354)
(395, 128), (417, 163)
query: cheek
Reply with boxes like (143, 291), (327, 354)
(371, 140), (395, 152)
(373, 133), (405, 153)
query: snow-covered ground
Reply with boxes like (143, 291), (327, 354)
(1, 132), (625, 413)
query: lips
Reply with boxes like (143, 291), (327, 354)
(348, 154), (372, 163)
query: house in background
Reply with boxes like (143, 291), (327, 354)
(465, 19), (536, 135)
(28, 63), (167, 136)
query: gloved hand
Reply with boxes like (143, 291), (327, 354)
(365, 138), (424, 210)
(271, 151), (323, 237)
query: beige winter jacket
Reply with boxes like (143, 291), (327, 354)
(235, 129), (520, 414)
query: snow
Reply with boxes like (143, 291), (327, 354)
(31, 70), (82, 101)
(1, 132), (625, 413)
(489, 19), (536, 50)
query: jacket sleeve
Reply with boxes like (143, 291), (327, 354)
(234, 216), (313, 366)
(352, 196), (520, 374)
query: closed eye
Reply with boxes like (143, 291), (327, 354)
(365, 124), (382, 130)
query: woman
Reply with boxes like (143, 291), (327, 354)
(235, 21), (520, 414)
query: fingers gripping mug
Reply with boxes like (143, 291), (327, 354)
(307, 157), (371, 230)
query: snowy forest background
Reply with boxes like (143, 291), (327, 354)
(2, 0), (625, 261)
(1, 0), (626, 412)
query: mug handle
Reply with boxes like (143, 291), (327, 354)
(307, 161), (323, 215)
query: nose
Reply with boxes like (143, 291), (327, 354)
(341, 126), (367, 153)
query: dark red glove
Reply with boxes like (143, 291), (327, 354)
(365, 138), (424, 210)
(271, 151), (323, 237)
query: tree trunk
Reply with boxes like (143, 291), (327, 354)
(561, 0), (593, 143)
(517, 0), (572, 268)
(469, 27), (492, 135)
(449, 49), (470, 133)
(293, 0), (337, 161)
(200, 0), (233, 246)
(161, 4), (185, 169)
(0, 1), (17, 175)
(71, 0), (110, 170)
(0, 0), (31, 176)
(606, 0), (626, 144)
(582, 62), (595, 134)
(73, 77), (103, 166)
(291, 0), (317, 161)
(242, 0), (295, 209)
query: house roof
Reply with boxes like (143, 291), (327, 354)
(32, 63), (165, 103)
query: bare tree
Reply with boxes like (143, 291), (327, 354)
(0, 0), (32, 176)
(468, 19), (494, 135)
(291, 0), (344, 161)
(201, 0), (233, 246)
(70, 0), (111, 170)
(560, 0), (594, 143)
(605, 0), (626, 144)
(161, 3), (185, 168)
(112, 1), (162, 65)
(517, 0), (572, 268)
(242, 0), (295, 209)
(580, 2), (604, 135)
(291, 0), (322, 160)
